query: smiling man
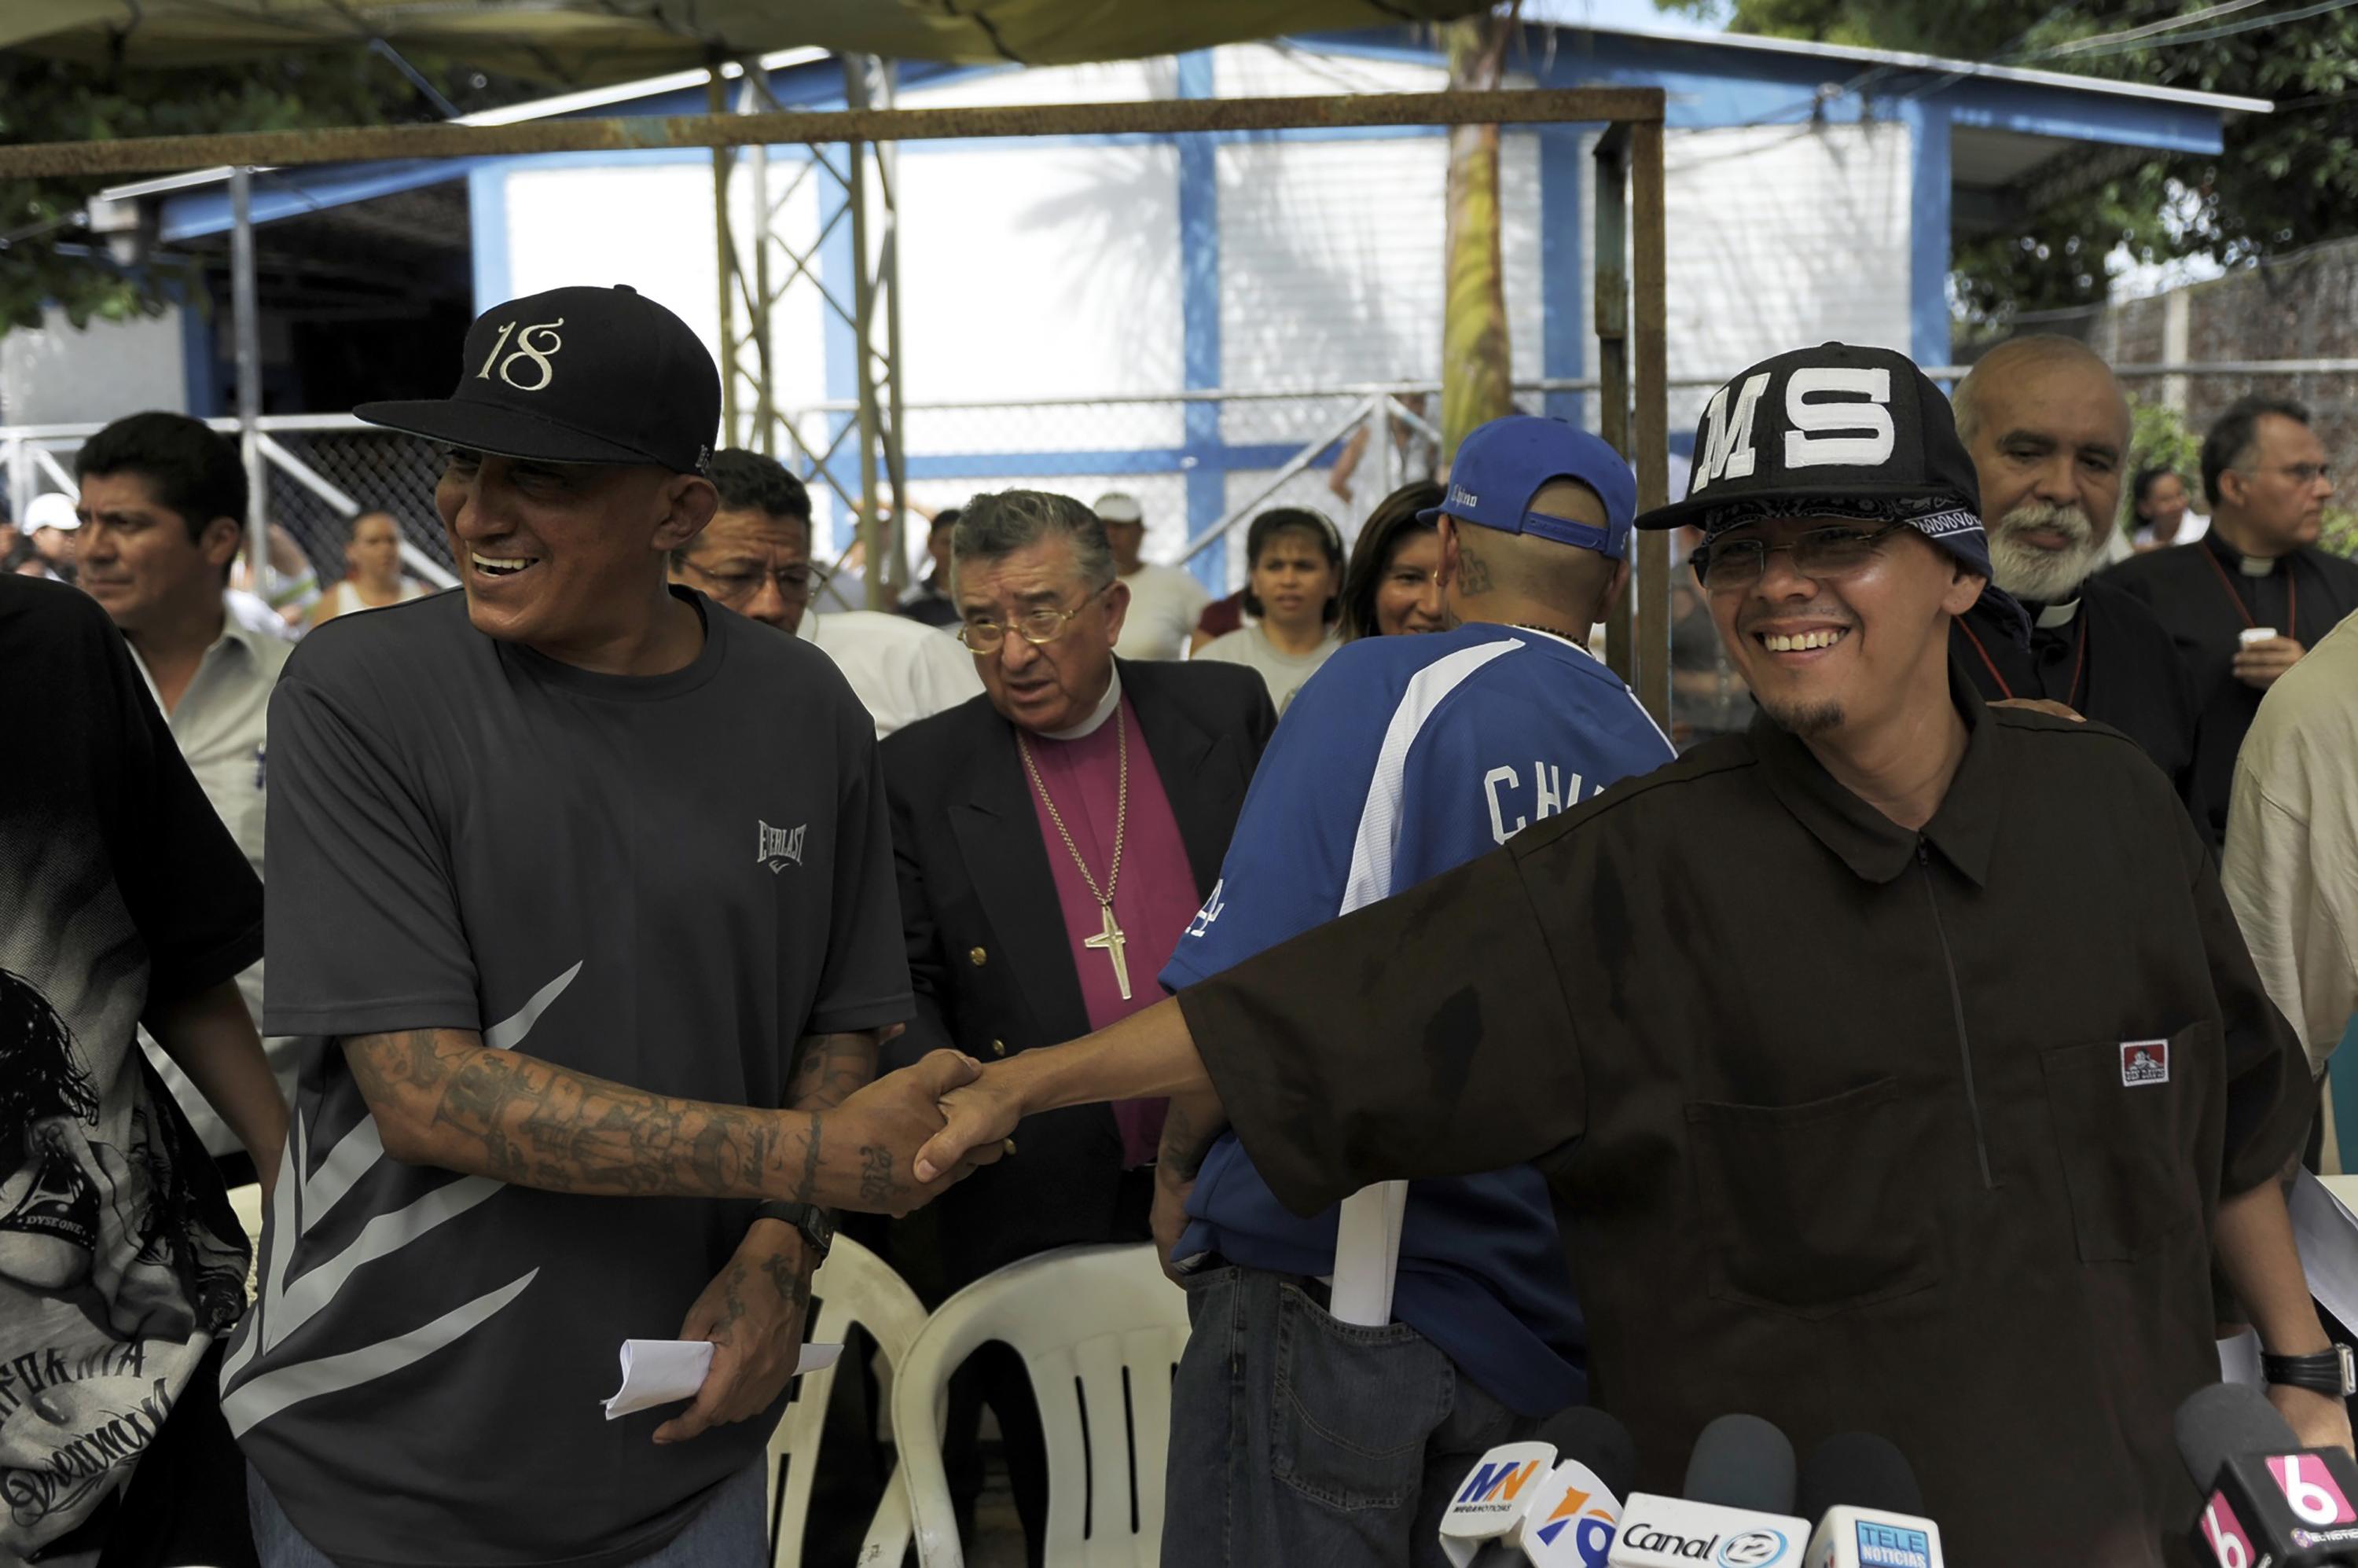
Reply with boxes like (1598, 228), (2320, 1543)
(1946, 337), (2203, 825)
(909, 345), (2345, 1566)
(230, 285), (988, 1568)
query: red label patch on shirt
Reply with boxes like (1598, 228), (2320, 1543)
(2121, 1040), (2169, 1086)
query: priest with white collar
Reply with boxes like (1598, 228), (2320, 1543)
(878, 489), (1274, 1553)
(2107, 393), (2358, 845)
(1948, 336), (2205, 828)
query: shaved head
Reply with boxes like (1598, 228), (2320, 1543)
(1442, 477), (1625, 630)
(1953, 336), (2126, 449)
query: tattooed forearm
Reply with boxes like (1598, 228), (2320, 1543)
(343, 1028), (825, 1202)
(785, 1030), (880, 1114)
(1157, 1089), (1228, 1183)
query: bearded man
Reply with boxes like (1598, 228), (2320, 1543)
(1948, 336), (2204, 828)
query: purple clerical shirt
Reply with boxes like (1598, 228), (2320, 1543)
(1021, 691), (1197, 1166)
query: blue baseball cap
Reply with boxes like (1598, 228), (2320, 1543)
(1416, 416), (1637, 560)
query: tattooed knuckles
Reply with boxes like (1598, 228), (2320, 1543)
(824, 1049), (982, 1216)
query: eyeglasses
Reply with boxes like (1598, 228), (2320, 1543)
(1695, 523), (1908, 589)
(957, 585), (1107, 652)
(680, 558), (831, 604)
(2250, 463), (2333, 487)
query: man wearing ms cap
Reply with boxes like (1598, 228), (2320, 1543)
(912, 347), (2343, 1564)
(231, 285), (989, 1567)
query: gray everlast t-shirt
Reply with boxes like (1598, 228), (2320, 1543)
(224, 588), (911, 1567)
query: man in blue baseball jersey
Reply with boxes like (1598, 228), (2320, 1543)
(1148, 417), (1675, 1567)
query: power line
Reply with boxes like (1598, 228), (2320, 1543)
(2049, 0), (2358, 59)
(2034, 0), (2275, 57)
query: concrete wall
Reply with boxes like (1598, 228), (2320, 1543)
(2095, 237), (2358, 512)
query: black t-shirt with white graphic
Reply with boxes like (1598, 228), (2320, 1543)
(0, 575), (255, 1565)
(227, 588), (910, 1568)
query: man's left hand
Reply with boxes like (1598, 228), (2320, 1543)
(655, 1221), (812, 1445)
(1151, 1166), (1194, 1288)
(2232, 636), (2306, 689)
(2269, 1383), (2356, 1458)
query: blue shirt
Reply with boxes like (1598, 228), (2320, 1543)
(1160, 621), (1676, 1416)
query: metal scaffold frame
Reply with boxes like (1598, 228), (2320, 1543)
(709, 54), (910, 608)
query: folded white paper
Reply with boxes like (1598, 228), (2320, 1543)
(1328, 1180), (1409, 1327)
(2291, 1170), (2358, 1331)
(603, 1338), (846, 1420)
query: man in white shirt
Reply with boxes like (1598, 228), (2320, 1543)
(2224, 607), (2358, 1085)
(72, 411), (297, 1185)
(670, 450), (980, 737)
(1097, 490), (1210, 661)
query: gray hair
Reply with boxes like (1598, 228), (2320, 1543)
(951, 490), (1117, 589)
(1952, 334), (2120, 448)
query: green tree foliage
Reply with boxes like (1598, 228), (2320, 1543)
(0, 51), (489, 332)
(1655, 0), (2358, 329)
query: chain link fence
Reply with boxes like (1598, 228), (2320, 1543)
(11, 365), (2352, 622)
(7, 387), (1551, 611)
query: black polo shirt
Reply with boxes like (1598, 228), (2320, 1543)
(1177, 674), (2310, 1568)
(2104, 533), (2358, 843)
(1950, 579), (2204, 829)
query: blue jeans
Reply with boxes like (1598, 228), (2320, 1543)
(246, 1461), (767, 1566)
(1162, 1265), (1533, 1568)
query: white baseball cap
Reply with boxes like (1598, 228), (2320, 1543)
(24, 492), (79, 532)
(1093, 491), (1144, 525)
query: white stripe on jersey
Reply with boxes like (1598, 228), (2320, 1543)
(1339, 637), (1523, 916)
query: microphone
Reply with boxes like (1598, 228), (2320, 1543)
(1609, 1414), (1809, 1568)
(1442, 1407), (1635, 1568)
(1798, 1433), (1945, 1568)
(1687, 1414), (1798, 1511)
(1509, 1408), (1639, 1566)
(2176, 1382), (2358, 1568)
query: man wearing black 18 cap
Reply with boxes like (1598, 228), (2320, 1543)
(909, 343), (2348, 1566)
(230, 285), (990, 1567)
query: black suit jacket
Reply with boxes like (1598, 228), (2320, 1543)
(881, 658), (1276, 1285)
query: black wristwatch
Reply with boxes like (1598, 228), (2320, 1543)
(755, 1202), (836, 1265)
(2263, 1345), (2356, 1399)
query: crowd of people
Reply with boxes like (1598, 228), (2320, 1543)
(2, 277), (2356, 1568)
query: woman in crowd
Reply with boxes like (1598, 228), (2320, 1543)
(308, 511), (428, 627)
(2131, 465), (2207, 549)
(1194, 505), (1345, 712)
(1336, 478), (1447, 640)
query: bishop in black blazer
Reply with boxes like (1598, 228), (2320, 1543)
(880, 653), (1276, 1287)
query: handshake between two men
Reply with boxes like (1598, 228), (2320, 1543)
(850, 992), (1211, 1224)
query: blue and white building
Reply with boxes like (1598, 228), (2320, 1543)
(17, 17), (2264, 587)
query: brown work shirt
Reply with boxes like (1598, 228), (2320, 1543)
(1179, 676), (2311, 1567)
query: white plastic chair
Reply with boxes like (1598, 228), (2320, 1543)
(769, 1235), (931, 1567)
(893, 1243), (1192, 1567)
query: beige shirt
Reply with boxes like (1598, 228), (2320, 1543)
(1115, 562), (1212, 662)
(128, 607), (297, 1157)
(2224, 608), (2358, 1077)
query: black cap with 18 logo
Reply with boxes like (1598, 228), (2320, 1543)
(356, 284), (720, 476)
